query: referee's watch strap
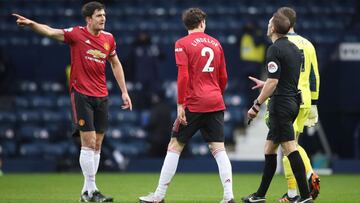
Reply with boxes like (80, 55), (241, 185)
(252, 106), (259, 113)
(252, 99), (261, 113)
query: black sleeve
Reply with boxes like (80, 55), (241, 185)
(265, 45), (281, 79)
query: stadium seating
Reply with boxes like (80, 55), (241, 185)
(0, 0), (358, 166)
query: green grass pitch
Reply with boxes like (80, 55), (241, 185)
(0, 173), (359, 202)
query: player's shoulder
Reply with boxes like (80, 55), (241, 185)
(101, 30), (115, 40)
(63, 26), (82, 33)
(204, 33), (221, 44)
(175, 35), (190, 44)
(267, 42), (280, 53)
(289, 33), (315, 49)
(101, 30), (113, 36)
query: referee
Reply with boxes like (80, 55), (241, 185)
(241, 11), (312, 203)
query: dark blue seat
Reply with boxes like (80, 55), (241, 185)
(188, 143), (210, 156)
(109, 140), (150, 157)
(18, 125), (49, 142)
(0, 112), (16, 124)
(56, 95), (70, 108)
(15, 96), (30, 110)
(40, 81), (65, 94)
(42, 141), (69, 157)
(41, 110), (64, 123)
(1, 141), (17, 156)
(107, 125), (147, 142)
(225, 107), (245, 124)
(30, 95), (56, 109)
(17, 111), (41, 124)
(19, 142), (43, 157)
(108, 110), (139, 124)
(0, 125), (15, 140)
(224, 94), (246, 107)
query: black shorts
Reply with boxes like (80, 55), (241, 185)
(267, 96), (299, 144)
(171, 108), (224, 144)
(70, 89), (108, 136)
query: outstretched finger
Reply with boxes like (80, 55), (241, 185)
(248, 76), (259, 82)
(12, 13), (25, 20)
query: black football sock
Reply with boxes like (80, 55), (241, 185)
(255, 154), (277, 197)
(288, 150), (310, 199)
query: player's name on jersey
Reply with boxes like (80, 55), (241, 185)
(191, 37), (219, 47)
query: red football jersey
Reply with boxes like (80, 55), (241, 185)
(63, 26), (116, 97)
(175, 32), (228, 112)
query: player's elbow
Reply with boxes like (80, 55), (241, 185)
(48, 29), (64, 42)
(266, 78), (278, 88)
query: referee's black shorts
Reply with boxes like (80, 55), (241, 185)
(267, 96), (300, 144)
(171, 108), (224, 144)
(70, 89), (109, 137)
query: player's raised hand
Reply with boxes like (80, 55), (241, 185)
(12, 13), (33, 27)
(121, 92), (132, 111)
(248, 76), (265, 90)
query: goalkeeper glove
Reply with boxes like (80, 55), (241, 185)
(305, 105), (318, 127)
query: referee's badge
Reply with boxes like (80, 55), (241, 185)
(267, 61), (278, 73)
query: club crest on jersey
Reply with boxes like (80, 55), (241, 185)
(103, 42), (110, 51)
(86, 49), (106, 59)
(267, 61), (278, 73)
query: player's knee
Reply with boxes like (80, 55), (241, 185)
(167, 138), (185, 153)
(208, 142), (225, 153)
(80, 133), (96, 149)
(281, 141), (297, 156)
(95, 144), (101, 152)
(264, 142), (278, 154)
(95, 139), (104, 151)
(83, 140), (96, 149)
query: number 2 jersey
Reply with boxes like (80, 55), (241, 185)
(175, 32), (228, 113)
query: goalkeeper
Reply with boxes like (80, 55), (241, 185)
(249, 7), (320, 203)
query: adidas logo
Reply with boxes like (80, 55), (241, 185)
(85, 39), (91, 44)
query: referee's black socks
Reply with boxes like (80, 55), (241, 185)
(288, 150), (311, 199)
(255, 154), (277, 197)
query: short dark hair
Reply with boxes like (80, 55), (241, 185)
(182, 8), (207, 30)
(82, 1), (105, 18)
(277, 7), (296, 28)
(272, 12), (291, 35)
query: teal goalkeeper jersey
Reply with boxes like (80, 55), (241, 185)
(287, 33), (320, 108)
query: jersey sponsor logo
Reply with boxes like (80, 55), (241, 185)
(64, 27), (73, 32)
(86, 49), (106, 59)
(103, 42), (110, 51)
(85, 39), (91, 44)
(267, 61), (278, 73)
(175, 48), (183, 52)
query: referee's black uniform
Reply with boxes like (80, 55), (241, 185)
(266, 37), (302, 143)
(242, 12), (312, 203)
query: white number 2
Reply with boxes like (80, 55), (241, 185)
(201, 47), (214, 72)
